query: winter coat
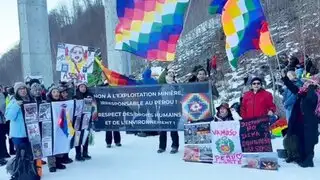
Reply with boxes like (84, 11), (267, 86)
(282, 76), (319, 146)
(142, 68), (158, 85)
(240, 89), (276, 119)
(0, 93), (6, 124)
(282, 80), (303, 121)
(5, 98), (27, 138)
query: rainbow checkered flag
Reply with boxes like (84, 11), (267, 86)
(209, 0), (276, 69)
(115, 0), (190, 61)
(95, 58), (140, 86)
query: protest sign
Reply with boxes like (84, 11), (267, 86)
(211, 121), (243, 165)
(56, 43), (97, 83)
(24, 103), (42, 159)
(51, 100), (74, 155)
(183, 122), (212, 163)
(240, 116), (273, 152)
(92, 82), (212, 131)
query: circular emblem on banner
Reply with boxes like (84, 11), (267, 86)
(215, 136), (234, 155)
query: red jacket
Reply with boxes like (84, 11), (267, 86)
(240, 89), (276, 120)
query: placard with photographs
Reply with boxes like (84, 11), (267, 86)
(75, 100), (84, 117)
(39, 103), (51, 122)
(24, 103), (38, 123)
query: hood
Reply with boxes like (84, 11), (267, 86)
(142, 68), (157, 85)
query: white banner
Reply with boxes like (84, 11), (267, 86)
(211, 121), (243, 165)
(52, 100), (75, 155)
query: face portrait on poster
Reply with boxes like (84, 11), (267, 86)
(56, 43), (96, 74)
(75, 100), (84, 117)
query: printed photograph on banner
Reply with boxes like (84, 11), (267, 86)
(31, 143), (43, 160)
(184, 122), (211, 144)
(81, 113), (91, 130)
(83, 98), (93, 113)
(199, 145), (213, 162)
(24, 103), (38, 123)
(75, 100), (84, 117)
(51, 100), (74, 155)
(259, 152), (278, 170)
(55, 43), (96, 73)
(74, 116), (82, 130)
(39, 103), (51, 122)
(183, 145), (200, 162)
(74, 131), (81, 147)
(82, 130), (90, 146)
(42, 121), (53, 139)
(181, 93), (211, 123)
(41, 138), (53, 157)
(241, 153), (260, 169)
(26, 123), (41, 142)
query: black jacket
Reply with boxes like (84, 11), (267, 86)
(282, 76), (319, 145)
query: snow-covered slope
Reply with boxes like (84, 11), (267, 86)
(1, 132), (319, 180)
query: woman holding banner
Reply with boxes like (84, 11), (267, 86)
(46, 87), (67, 172)
(157, 66), (179, 154)
(74, 83), (93, 161)
(5, 82), (40, 180)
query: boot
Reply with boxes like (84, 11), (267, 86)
(56, 162), (66, 170)
(170, 148), (178, 154)
(0, 158), (7, 166)
(157, 149), (165, 153)
(115, 143), (122, 147)
(49, 167), (57, 173)
(83, 152), (92, 160)
(75, 154), (85, 161)
(60, 154), (73, 164)
(106, 144), (111, 148)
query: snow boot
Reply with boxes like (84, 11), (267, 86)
(116, 143), (122, 147)
(56, 163), (66, 170)
(137, 132), (147, 137)
(83, 153), (92, 160)
(75, 155), (85, 161)
(298, 161), (314, 168)
(157, 149), (165, 153)
(49, 167), (57, 173)
(107, 144), (112, 148)
(0, 158), (7, 166)
(170, 148), (178, 154)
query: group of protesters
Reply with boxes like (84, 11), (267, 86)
(0, 55), (320, 179)
(0, 79), (94, 179)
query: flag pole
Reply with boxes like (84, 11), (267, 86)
(264, 0), (282, 71)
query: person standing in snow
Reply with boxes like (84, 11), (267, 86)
(57, 85), (74, 164)
(102, 81), (122, 148)
(281, 71), (320, 168)
(282, 71), (303, 121)
(5, 82), (40, 179)
(0, 85), (8, 166)
(74, 83), (93, 160)
(195, 68), (219, 99)
(240, 77), (276, 119)
(157, 66), (179, 154)
(136, 66), (159, 137)
(46, 86), (67, 172)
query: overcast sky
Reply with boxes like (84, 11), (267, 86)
(0, 0), (68, 55)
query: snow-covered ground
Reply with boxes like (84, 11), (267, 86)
(0, 132), (319, 180)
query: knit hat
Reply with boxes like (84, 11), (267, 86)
(30, 83), (42, 97)
(250, 77), (262, 84)
(14, 82), (27, 95)
(77, 82), (87, 88)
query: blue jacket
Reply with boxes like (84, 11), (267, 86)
(142, 68), (157, 85)
(282, 79), (303, 120)
(5, 98), (27, 138)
